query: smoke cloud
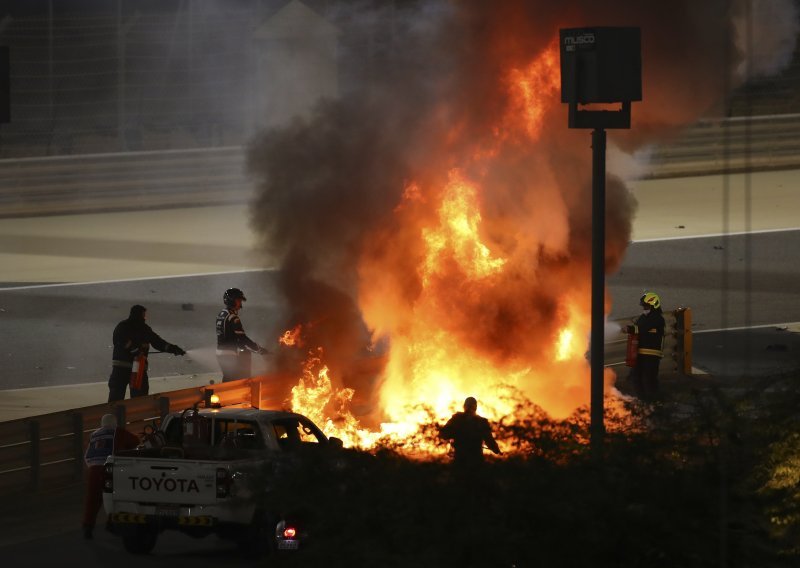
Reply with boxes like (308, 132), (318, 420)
(247, 0), (797, 419)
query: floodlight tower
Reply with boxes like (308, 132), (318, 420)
(559, 27), (641, 455)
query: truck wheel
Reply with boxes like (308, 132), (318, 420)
(121, 525), (158, 555)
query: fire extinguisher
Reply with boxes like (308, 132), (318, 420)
(130, 345), (147, 390)
(625, 331), (638, 367)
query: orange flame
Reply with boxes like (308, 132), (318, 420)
(504, 44), (561, 140)
(285, 38), (620, 454)
(279, 324), (304, 347)
(422, 169), (506, 284)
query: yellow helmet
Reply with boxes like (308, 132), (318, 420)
(640, 291), (661, 310)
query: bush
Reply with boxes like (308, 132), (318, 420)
(270, 375), (800, 567)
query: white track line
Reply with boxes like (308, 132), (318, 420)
(693, 322), (799, 334)
(632, 226), (800, 244)
(0, 267), (273, 292)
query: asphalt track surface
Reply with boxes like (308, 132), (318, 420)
(0, 270), (283, 391)
(610, 229), (800, 376)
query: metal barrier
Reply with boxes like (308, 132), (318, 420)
(1, 113), (799, 218)
(0, 146), (253, 217)
(644, 114), (800, 178)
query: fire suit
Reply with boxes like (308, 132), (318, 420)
(629, 308), (665, 400)
(108, 317), (182, 401)
(215, 308), (264, 382)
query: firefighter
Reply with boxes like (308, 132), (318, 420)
(626, 291), (666, 401)
(82, 414), (140, 539)
(440, 396), (501, 467)
(215, 288), (268, 382)
(107, 304), (186, 402)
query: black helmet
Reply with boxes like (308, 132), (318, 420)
(223, 288), (246, 308)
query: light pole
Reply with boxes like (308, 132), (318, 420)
(559, 27), (641, 456)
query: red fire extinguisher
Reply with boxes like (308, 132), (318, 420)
(130, 348), (147, 390)
(625, 331), (638, 367)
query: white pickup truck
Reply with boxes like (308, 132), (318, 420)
(103, 407), (342, 556)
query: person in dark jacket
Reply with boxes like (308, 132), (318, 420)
(215, 288), (267, 382)
(82, 414), (140, 539)
(626, 291), (666, 401)
(108, 304), (185, 402)
(440, 397), (501, 467)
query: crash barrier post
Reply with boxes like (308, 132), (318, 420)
(71, 413), (83, 480)
(29, 421), (39, 491)
(674, 307), (693, 375)
(0, 374), (284, 498)
(605, 307), (693, 377)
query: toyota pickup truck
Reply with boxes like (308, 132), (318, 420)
(103, 407), (342, 556)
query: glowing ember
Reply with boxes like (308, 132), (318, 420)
(279, 324), (304, 347)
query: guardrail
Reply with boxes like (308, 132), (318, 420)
(0, 146), (253, 217)
(0, 309), (692, 497)
(0, 114), (798, 217)
(644, 114), (800, 178)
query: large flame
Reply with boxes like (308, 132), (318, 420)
(282, 41), (604, 453)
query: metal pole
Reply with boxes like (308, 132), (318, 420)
(117, 0), (125, 151)
(590, 127), (606, 456)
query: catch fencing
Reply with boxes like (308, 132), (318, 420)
(0, 308), (692, 498)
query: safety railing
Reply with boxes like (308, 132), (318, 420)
(644, 114), (800, 178)
(0, 146), (253, 217)
(1, 113), (799, 218)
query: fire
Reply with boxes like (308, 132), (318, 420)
(505, 44), (561, 141)
(422, 169), (506, 284)
(289, 347), (381, 449)
(279, 324), (304, 347)
(555, 328), (575, 361)
(282, 38), (618, 454)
